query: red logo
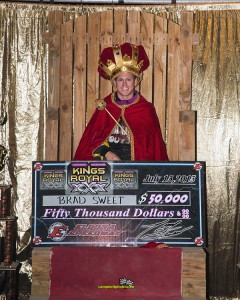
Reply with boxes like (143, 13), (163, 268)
(33, 236), (42, 245)
(195, 237), (204, 246)
(193, 162), (202, 171)
(34, 162), (43, 170)
(48, 222), (69, 241)
(68, 224), (121, 237)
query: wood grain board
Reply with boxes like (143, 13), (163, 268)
(42, 10), (197, 161)
(31, 247), (206, 299)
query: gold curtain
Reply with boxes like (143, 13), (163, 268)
(0, 2), (239, 298)
(0, 3), (48, 294)
(192, 9), (240, 298)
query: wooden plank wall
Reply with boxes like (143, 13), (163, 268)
(59, 20), (73, 161)
(42, 10), (196, 162)
(42, 11), (62, 161)
(73, 16), (87, 157)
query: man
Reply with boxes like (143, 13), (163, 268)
(74, 42), (168, 161)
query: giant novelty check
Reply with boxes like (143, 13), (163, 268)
(32, 161), (206, 247)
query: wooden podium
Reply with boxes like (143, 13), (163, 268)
(31, 247), (206, 299)
(31, 161), (207, 299)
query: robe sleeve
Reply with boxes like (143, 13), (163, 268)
(73, 110), (101, 160)
(125, 97), (168, 161)
(151, 106), (168, 161)
(73, 94), (121, 160)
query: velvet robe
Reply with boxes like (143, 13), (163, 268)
(74, 93), (168, 161)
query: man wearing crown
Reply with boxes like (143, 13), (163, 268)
(74, 42), (168, 161)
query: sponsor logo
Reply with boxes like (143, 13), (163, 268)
(194, 162), (202, 171)
(68, 162), (109, 194)
(98, 277), (134, 289)
(33, 236), (42, 245)
(47, 222), (69, 241)
(34, 162), (43, 170)
(68, 224), (121, 237)
(195, 237), (204, 246)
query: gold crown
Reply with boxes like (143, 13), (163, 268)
(99, 44), (144, 80)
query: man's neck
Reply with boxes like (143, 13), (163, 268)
(115, 91), (137, 105)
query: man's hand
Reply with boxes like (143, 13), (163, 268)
(105, 151), (121, 161)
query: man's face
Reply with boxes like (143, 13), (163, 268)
(113, 72), (138, 100)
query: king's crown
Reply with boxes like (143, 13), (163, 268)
(99, 44), (144, 80)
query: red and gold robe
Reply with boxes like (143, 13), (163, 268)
(74, 93), (168, 161)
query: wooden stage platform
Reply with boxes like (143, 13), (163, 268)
(31, 247), (206, 299)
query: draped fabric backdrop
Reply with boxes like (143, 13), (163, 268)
(0, 2), (239, 298)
